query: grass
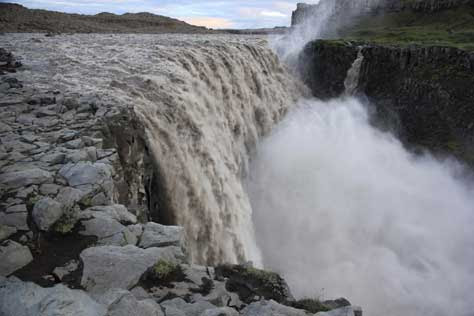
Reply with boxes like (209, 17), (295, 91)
(336, 5), (474, 50)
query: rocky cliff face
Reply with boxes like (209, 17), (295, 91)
(299, 40), (474, 163)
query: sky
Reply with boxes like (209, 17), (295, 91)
(3, 0), (320, 29)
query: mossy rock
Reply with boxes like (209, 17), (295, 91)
(144, 260), (185, 285)
(51, 212), (77, 235)
(215, 264), (294, 305)
(291, 298), (330, 313)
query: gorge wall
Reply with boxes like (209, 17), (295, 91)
(299, 40), (474, 163)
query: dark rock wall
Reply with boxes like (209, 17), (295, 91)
(300, 40), (474, 163)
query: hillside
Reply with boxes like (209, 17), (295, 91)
(0, 3), (212, 34)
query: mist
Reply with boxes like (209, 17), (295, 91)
(246, 97), (474, 316)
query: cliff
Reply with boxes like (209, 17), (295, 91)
(0, 3), (211, 33)
(299, 40), (474, 164)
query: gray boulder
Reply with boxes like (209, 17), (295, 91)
(59, 162), (112, 188)
(139, 222), (184, 248)
(161, 298), (215, 316)
(200, 307), (239, 316)
(32, 197), (64, 231)
(241, 300), (307, 316)
(99, 288), (164, 316)
(0, 240), (33, 276)
(315, 306), (361, 316)
(0, 168), (53, 189)
(0, 205), (28, 230)
(79, 212), (136, 246)
(0, 277), (107, 316)
(0, 225), (17, 242)
(80, 245), (185, 293)
(84, 205), (137, 224)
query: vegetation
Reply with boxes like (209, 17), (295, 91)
(292, 298), (331, 313)
(336, 5), (474, 50)
(52, 212), (77, 234)
(148, 260), (184, 284)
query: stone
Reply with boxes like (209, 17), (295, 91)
(0, 240), (33, 276)
(64, 138), (84, 149)
(0, 277), (107, 316)
(139, 222), (184, 249)
(80, 245), (185, 293)
(0, 225), (17, 242)
(0, 211), (28, 230)
(0, 168), (53, 189)
(39, 183), (61, 196)
(79, 212), (135, 246)
(59, 162), (113, 187)
(200, 307), (239, 316)
(56, 186), (87, 207)
(192, 281), (242, 309)
(85, 205), (137, 224)
(33, 197), (64, 231)
(99, 289), (164, 316)
(130, 286), (150, 300)
(315, 306), (359, 316)
(40, 151), (66, 165)
(241, 300), (307, 316)
(53, 260), (79, 281)
(161, 298), (216, 316)
(128, 224), (144, 240)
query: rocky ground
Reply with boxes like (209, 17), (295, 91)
(0, 37), (360, 316)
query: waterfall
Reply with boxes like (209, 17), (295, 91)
(129, 37), (304, 265)
(344, 48), (364, 95)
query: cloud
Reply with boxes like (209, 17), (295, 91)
(183, 17), (234, 28)
(260, 10), (286, 17)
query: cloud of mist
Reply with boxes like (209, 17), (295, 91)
(246, 97), (474, 316)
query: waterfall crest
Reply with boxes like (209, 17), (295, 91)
(129, 37), (304, 265)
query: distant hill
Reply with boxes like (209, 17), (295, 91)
(0, 3), (213, 33)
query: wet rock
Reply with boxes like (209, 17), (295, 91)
(0, 168), (53, 189)
(241, 300), (307, 316)
(0, 240), (33, 276)
(0, 277), (107, 316)
(33, 197), (64, 231)
(0, 225), (16, 242)
(139, 222), (184, 249)
(80, 245), (185, 293)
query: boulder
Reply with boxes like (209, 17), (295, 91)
(200, 307), (239, 316)
(241, 300), (307, 316)
(0, 277), (107, 316)
(0, 210), (28, 230)
(315, 306), (360, 316)
(79, 212), (136, 246)
(0, 225), (17, 242)
(0, 168), (53, 189)
(80, 245), (185, 293)
(53, 260), (79, 281)
(84, 205), (137, 224)
(59, 162), (112, 188)
(139, 222), (184, 249)
(0, 240), (33, 276)
(98, 288), (164, 316)
(161, 298), (215, 316)
(32, 197), (64, 231)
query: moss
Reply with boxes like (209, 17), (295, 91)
(336, 5), (474, 51)
(51, 212), (77, 234)
(292, 298), (331, 313)
(147, 260), (184, 284)
(241, 267), (280, 287)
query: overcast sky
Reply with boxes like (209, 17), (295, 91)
(4, 0), (319, 29)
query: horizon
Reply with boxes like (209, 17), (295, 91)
(1, 0), (320, 29)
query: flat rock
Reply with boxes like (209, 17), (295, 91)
(200, 307), (239, 316)
(56, 186), (87, 207)
(80, 245), (185, 293)
(0, 225), (17, 242)
(0, 211), (28, 230)
(0, 277), (107, 316)
(99, 288), (164, 316)
(0, 168), (53, 189)
(315, 306), (360, 316)
(241, 300), (307, 316)
(0, 240), (33, 276)
(84, 205), (137, 225)
(139, 222), (184, 249)
(58, 161), (112, 189)
(161, 298), (215, 316)
(79, 212), (136, 246)
(33, 197), (64, 231)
